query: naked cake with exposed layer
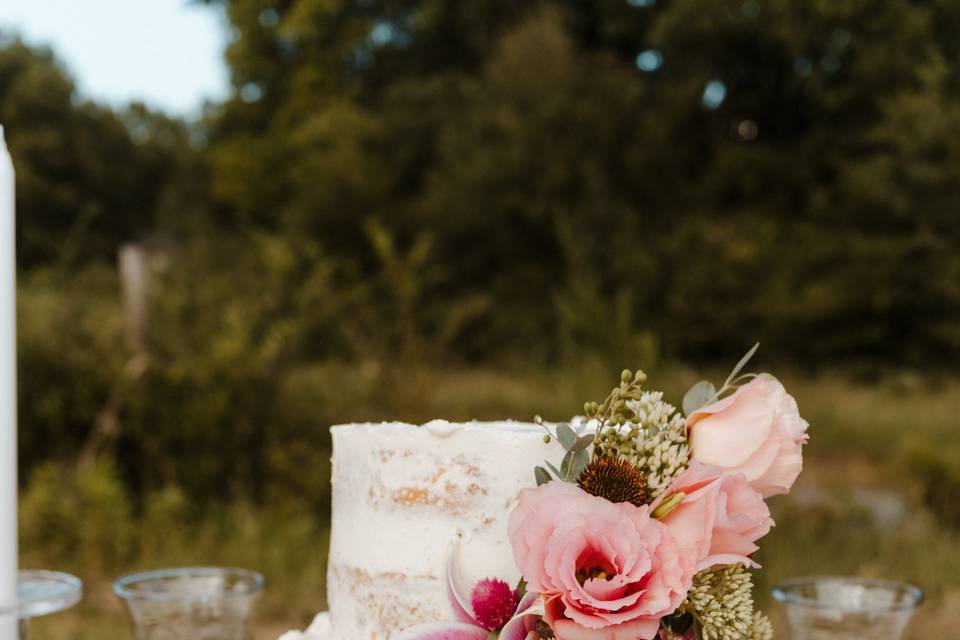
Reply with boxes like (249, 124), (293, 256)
(281, 420), (562, 640)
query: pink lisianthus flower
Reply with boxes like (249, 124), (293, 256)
(508, 481), (695, 640)
(396, 546), (539, 640)
(652, 462), (773, 571)
(687, 374), (809, 497)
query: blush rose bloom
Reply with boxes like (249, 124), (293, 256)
(687, 374), (809, 497)
(508, 481), (695, 640)
(652, 462), (773, 571)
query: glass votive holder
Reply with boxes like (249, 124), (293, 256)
(114, 567), (264, 640)
(772, 576), (923, 640)
(0, 570), (83, 640)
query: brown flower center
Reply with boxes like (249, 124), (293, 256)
(577, 456), (648, 506)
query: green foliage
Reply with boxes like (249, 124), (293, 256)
(197, 0), (960, 366)
(17, 266), (125, 469)
(7, 0), (960, 369)
(0, 35), (203, 267)
(903, 441), (960, 529)
(536, 420), (590, 483)
(20, 461), (135, 571)
(116, 233), (346, 503)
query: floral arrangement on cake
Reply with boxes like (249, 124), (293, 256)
(399, 345), (808, 640)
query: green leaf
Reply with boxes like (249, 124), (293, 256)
(556, 423), (577, 450)
(723, 342), (760, 389)
(559, 449), (589, 481)
(683, 380), (717, 416)
(728, 372), (758, 386)
(534, 466), (551, 486)
(544, 460), (564, 481)
(560, 450), (575, 480)
(570, 448), (590, 480)
(573, 434), (594, 451)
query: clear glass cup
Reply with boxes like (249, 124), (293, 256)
(772, 576), (923, 640)
(114, 567), (264, 640)
(0, 570), (83, 639)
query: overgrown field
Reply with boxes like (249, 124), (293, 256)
(20, 365), (960, 639)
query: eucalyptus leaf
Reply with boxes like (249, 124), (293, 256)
(544, 460), (564, 481)
(560, 450), (575, 480)
(570, 448), (590, 480)
(723, 342), (759, 389)
(556, 423), (577, 450)
(728, 372), (758, 386)
(573, 434), (594, 451)
(534, 466), (552, 486)
(683, 380), (717, 416)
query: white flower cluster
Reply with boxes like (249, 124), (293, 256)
(626, 390), (678, 427)
(683, 566), (754, 640)
(624, 391), (690, 495)
(750, 611), (774, 640)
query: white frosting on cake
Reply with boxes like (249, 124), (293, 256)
(281, 420), (565, 639)
(279, 613), (332, 640)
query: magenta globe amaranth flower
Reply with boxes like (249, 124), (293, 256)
(396, 546), (540, 640)
(471, 578), (518, 630)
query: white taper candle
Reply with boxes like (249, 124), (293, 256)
(0, 125), (19, 640)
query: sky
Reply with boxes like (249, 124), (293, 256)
(0, 0), (231, 116)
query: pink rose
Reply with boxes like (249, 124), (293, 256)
(508, 482), (695, 640)
(687, 374), (809, 497)
(653, 462), (773, 571)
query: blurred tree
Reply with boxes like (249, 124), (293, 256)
(17, 265), (125, 473)
(207, 0), (386, 256)
(115, 232), (351, 502)
(0, 36), (203, 268)
(199, 0), (960, 366)
(828, 54), (960, 363)
(639, 0), (958, 363)
(414, 11), (661, 361)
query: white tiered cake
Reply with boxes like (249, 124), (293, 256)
(281, 420), (563, 640)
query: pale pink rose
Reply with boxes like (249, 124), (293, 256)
(652, 462), (773, 571)
(508, 482), (695, 640)
(687, 374), (809, 497)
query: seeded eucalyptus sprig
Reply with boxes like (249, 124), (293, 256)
(533, 417), (593, 485)
(532, 369), (651, 486)
(584, 369), (649, 440)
